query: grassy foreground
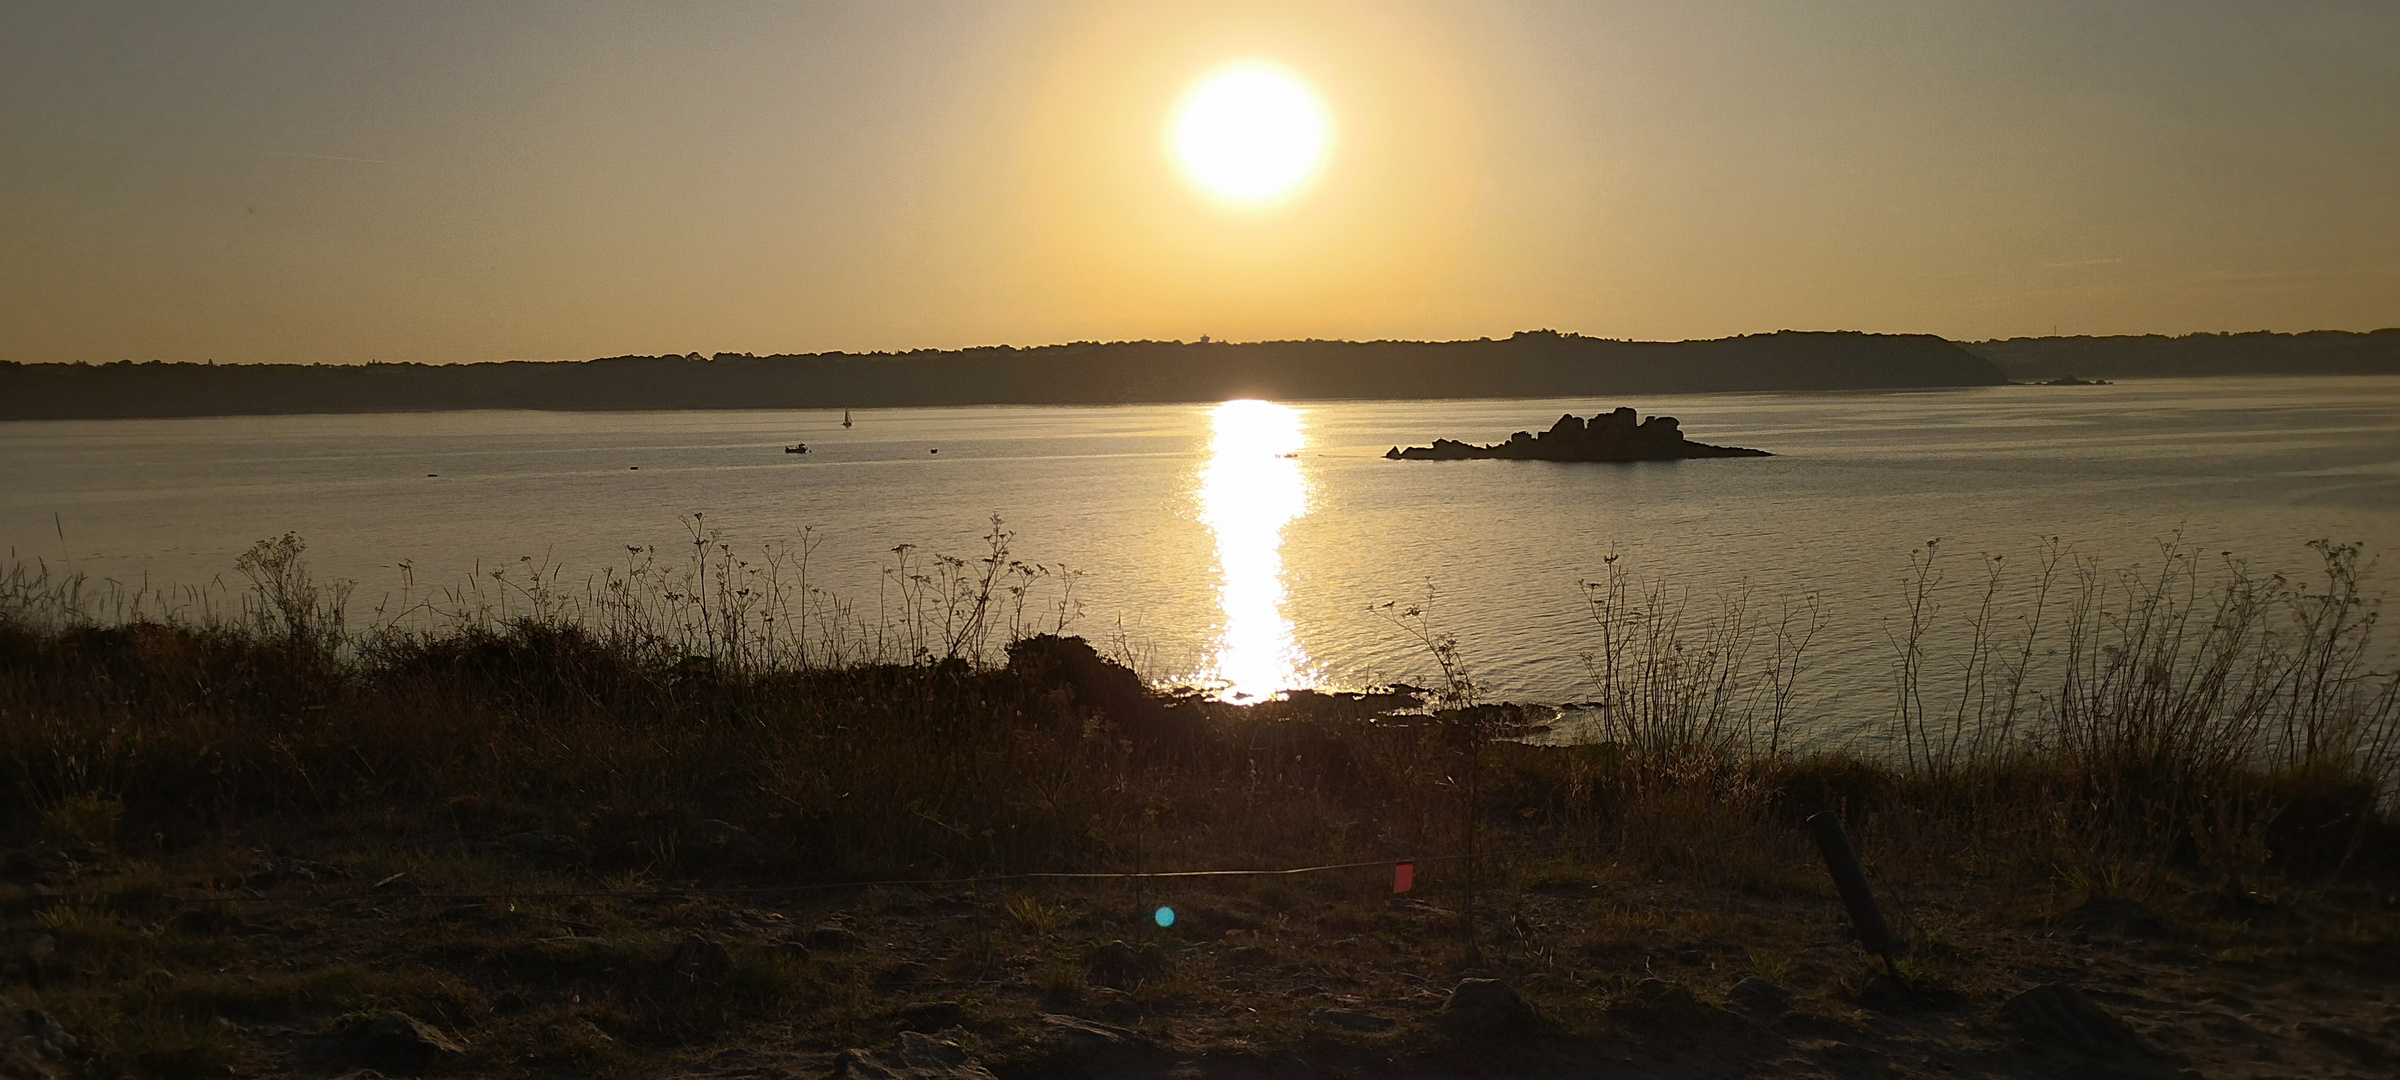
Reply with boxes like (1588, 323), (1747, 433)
(3, 533), (2398, 1078)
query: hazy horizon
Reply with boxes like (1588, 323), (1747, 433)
(6, 1), (2397, 365)
(20, 326), (2400, 369)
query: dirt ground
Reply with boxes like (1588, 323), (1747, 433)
(8, 833), (2400, 1080)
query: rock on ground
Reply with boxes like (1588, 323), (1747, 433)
(348, 1010), (465, 1074)
(1728, 976), (1792, 1015)
(832, 1031), (998, 1080)
(2000, 983), (2179, 1077)
(1039, 1014), (1170, 1075)
(2, 994), (76, 1080)
(1437, 978), (1532, 1036)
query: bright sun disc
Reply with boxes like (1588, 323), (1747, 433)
(1167, 61), (1332, 206)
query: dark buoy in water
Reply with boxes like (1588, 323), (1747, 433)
(930, 448), (939, 454)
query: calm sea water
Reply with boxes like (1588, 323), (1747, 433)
(6, 377), (2397, 740)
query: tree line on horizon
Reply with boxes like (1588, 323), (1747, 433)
(1, 328), (2393, 420)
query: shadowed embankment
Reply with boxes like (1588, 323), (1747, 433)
(2, 536), (2397, 1077)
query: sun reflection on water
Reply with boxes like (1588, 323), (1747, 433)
(1197, 399), (1312, 701)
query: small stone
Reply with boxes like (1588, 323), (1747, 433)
(1730, 976), (1792, 1015)
(1037, 1013), (1161, 1073)
(806, 924), (863, 951)
(2000, 983), (2166, 1065)
(28, 1011), (73, 1054)
(1858, 972), (1909, 1010)
(351, 1010), (465, 1073)
(5, 998), (77, 1068)
(833, 1031), (998, 1079)
(1438, 978), (1532, 1036)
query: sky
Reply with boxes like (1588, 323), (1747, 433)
(3, 0), (2396, 364)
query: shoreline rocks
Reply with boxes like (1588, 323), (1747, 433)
(1386, 407), (1770, 462)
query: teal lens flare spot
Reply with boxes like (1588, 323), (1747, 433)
(1153, 906), (1175, 928)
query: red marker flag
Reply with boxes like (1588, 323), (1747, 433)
(1393, 861), (1415, 894)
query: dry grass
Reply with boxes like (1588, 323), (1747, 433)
(3, 528), (2397, 1076)
(5, 528), (2395, 895)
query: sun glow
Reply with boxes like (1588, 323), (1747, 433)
(1196, 399), (1312, 701)
(1166, 61), (1333, 206)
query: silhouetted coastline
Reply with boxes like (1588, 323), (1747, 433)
(1961, 328), (2400, 381)
(0, 330), (2000, 420)
(19, 327), (2392, 423)
(1386, 407), (1770, 461)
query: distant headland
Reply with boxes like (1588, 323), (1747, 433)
(1959, 329), (2400, 381)
(1388, 407), (1769, 462)
(6, 327), (2394, 422)
(0, 330), (1999, 420)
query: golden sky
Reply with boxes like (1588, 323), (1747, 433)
(3, 0), (2395, 363)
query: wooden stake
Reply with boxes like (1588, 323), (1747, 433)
(1808, 812), (1905, 965)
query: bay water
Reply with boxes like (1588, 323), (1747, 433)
(6, 376), (2396, 744)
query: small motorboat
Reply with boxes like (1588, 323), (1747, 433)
(784, 443), (808, 454)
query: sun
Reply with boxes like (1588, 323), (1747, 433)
(1166, 61), (1333, 207)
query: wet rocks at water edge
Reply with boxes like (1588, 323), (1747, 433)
(1385, 407), (1771, 462)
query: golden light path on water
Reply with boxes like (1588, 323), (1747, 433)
(1197, 399), (1313, 701)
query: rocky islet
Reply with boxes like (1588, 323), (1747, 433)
(1386, 407), (1771, 462)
